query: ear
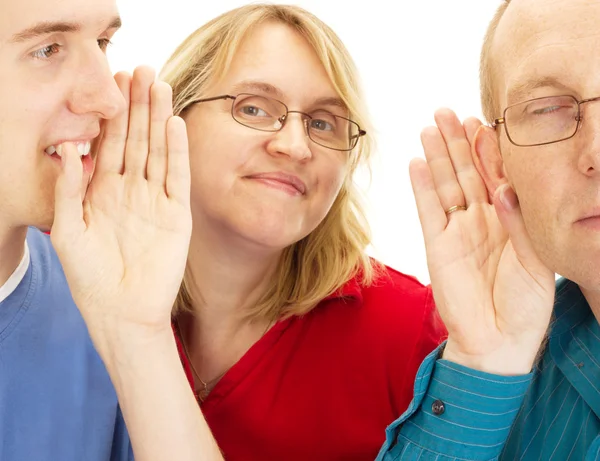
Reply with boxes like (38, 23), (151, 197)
(472, 125), (508, 200)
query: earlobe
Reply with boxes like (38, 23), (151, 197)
(472, 125), (509, 198)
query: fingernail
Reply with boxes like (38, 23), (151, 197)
(499, 184), (519, 210)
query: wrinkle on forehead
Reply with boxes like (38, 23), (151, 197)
(494, 0), (600, 106)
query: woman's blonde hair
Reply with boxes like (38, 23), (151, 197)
(161, 3), (380, 321)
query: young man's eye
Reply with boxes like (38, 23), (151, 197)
(30, 44), (61, 60)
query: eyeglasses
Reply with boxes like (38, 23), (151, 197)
(493, 94), (600, 147)
(184, 93), (366, 152)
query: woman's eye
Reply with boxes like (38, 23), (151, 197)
(241, 106), (268, 117)
(310, 119), (334, 131)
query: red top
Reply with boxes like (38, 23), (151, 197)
(175, 265), (446, 461)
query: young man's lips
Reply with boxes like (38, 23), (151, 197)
(44, 130), (100, 156)
(44, 140), (96, 176)
(44, 141), (92, 157)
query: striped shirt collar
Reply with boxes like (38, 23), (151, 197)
(549, 278), (590, 338)
(549, 278), (600, 420)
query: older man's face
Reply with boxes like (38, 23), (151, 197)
(491, 0), (600, 289)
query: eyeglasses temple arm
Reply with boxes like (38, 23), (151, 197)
(350, 129), (367, 141)
(492, 117), (505, 128)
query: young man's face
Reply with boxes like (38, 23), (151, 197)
(0, 0), (125, 231)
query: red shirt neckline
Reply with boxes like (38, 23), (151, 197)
(173, 276), (364, 400)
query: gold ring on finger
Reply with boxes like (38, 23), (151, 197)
(445, 205), (467, 215)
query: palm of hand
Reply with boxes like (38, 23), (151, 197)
(413, 111), (555, 372)
(51, 68), (192, 339)
(63, 171), (191, 329)
(427, 202), (551, 356)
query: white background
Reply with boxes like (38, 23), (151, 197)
(108, 1), (500, 284)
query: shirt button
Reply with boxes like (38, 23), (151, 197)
(432, 399), (445, 416)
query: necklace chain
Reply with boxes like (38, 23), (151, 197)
(176, 317), (273, 403)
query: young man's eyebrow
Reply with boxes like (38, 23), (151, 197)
(9, 16), (122, 44)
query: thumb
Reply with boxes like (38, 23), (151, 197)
(51, 143), (86, 248)
(492, 184), (546, 273)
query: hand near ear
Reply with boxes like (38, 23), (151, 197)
(411, 108), (555, 376)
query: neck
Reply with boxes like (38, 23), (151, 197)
(0, 225), (28, 289)
(178, 219), (282, 383)
(186, 221), (282, 323)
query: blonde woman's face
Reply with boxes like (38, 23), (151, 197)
(184, 22), (351, 250)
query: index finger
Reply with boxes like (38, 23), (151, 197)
(94, 72), (131, 176)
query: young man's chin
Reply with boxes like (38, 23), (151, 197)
(31, 209), (57, 235)
(35, 222), (52, 235)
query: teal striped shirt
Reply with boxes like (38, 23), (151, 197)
(377, 278), (600, 460)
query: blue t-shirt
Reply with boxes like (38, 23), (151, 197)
(0, 228), (132, 461)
